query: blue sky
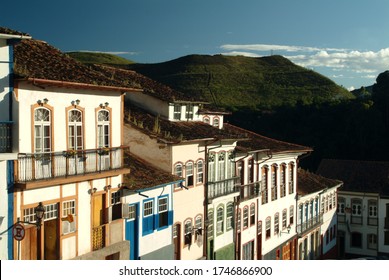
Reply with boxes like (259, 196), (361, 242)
(2, 0), (389, 90)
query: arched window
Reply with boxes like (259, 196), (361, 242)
(250, 204), (255, 226)
(174, 163), (183, 189)
(265, 216), (271, 239)
(196, 160), (203, 184)
(97, 109), (110, 148)
(261, 166), (269, 204)
(226, 203), (234, 231)
(186, 162), (194, 187)
(271, 164), (278, 201)
(274, 212), (279, 235)
(68, 109), (83, 150)
(216, 205), (224, 234)
(203, 116), (210, 124)
(213, 118), (219, 128)
(243, 206), (249, 229)
(34, 108), (51, 153)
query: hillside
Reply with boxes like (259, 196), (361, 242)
(67, 51), (134, 65)
(124, 54), (354, 110)
(69, 52), (353, 110)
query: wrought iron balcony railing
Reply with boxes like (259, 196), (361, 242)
(0, 121), (12, 153)
(16, 146), (127, 183)
(208, 177), (240, 200)
(238, 181), (261, 202)
(297, 214), (323, 236)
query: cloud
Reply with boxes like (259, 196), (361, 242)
(220, 43), (389, 79)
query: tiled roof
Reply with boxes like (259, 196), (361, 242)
(125, 104), (246, 143)
(297, 168), (342, 196)
(316, 159), (389, 195)
(0, 27), (30, 36)
(223, 123), (312, 154)
(92, 64), (203, 103)
(123, 152), (181, 190)
(13, 39), (142, 90)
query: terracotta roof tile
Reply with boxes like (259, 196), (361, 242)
(125, 104), (246, 143)
(317, 159), (389, 195)
(13, 39), (141, 90)
(223, 123), (312, 154)
(297, 169), (342, 196)
(0, 27), (30, 36)
(123, 152), (181, 190)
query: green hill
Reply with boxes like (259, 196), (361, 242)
(124, 54), (354, 110)
(67, 51), (135, 65)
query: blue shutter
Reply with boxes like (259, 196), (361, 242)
(142, 216), (154, 236)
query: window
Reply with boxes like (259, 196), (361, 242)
(143, 200), (154, 235)
(385, 231), (389, 246)
(243, 206), (249, 229)
(195, 215), (202, 240)
(216, 206), (224, 234)
(242, 240), (254, 260)
(111, 191), (122, 220)
(367, 234), (378, 250)
(185, 104), (194, 120)
(351, 199), (362, 224)
(368, 200), (378, 226)
(289, 205), (294, 225)
(174, 104), (181, 120)
(196, 160), (203, 184)
(208, 153), (215, 182)
(337, 197), (345, 214)
(280, 164), (286, 197)
(128, 204), (136, 220)
(271, 165), (277, 201)
(261, 166), (269, 204)
(237, 208), (241, 233)
(44, 203), (58, 221)
(248, 158), (254, 183)
(265, 217), (271, 239)
(289, 163), (294, 194)
(226, 203), (234, 231)
(274, 213), (279, 235)
(158, 197), (168, 228)
(218, 152), (225, 181)
(207, 210), (214, 239)
(250, 204), (255, 226)
(34, 108), (51, 153)
(68, 109), (83, 150)
(203, 117), (210, 124)
(213, 118), (219, 128)
(62, 200), (76, 234)
(97, 110), (110, 148)
(351, 232), (362, 248)
(227, 152), (234, 179)
(174, 164), (183, 189)
(186, 162), (194, 187)
(282, 209), (287, 230)
(184, 219), (192, 246)
(329, 193), (333, 210)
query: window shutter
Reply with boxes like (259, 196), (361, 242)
(168, 211), (174, 226)
(107, 206), (112, 223)
(122, 204), (129, 219)
(154, 213), (159, 229)
(142, 216), (154, 236)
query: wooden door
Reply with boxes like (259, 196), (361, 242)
(282, 243), (290, 260)
(44, 219), (59, 259)
(93, 194), (104, 227)
(21, 226), (38, 260)
(173, 223), (181, 260)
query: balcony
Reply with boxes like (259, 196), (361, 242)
(0, 121), (12, 153)
(15, 146), (130, 189)
(238, 181), (261, 202)
(208, 177), (240, 202)
(92, 224), (106, 251)
(297, 214), (323, 236)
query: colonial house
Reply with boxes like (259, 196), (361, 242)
(123, 103), (243, 260)
(317, 159), (389, 259)
(297, 169), (342, 260)
(0, 27), (31, 260)
(223, 124), (312, 260)
(9, 35), (142, 260)
(121, 152), (182, 260)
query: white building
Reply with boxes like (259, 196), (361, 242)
(223, 123), (312, 260)
(297, 169), (342, 260)
(317, 159), (389, 259)
(0, 27), (31, 260)
(10, 37), (142, 260)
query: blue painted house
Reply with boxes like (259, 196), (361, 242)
(122, 152), (182, 260)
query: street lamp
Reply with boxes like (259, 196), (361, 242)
(35, 202), (45, 229)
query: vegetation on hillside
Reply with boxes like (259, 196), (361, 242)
(67, 51), (134, 65)
(124, 54), (354, 110)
